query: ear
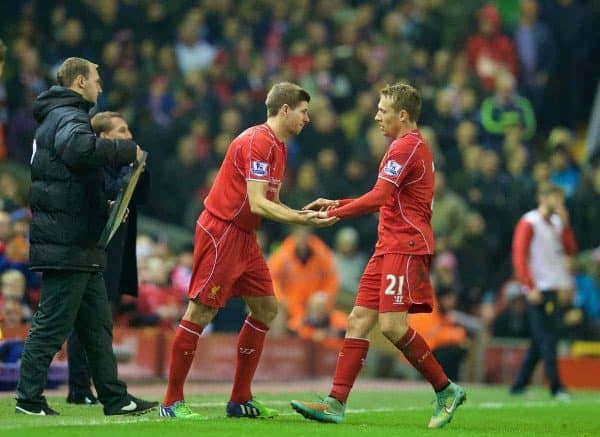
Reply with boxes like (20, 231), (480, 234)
(76, 74), (86, 89)
(399, 109), (409, 122)
(99, 132), (108, 139)
(281, 104), (289, 116)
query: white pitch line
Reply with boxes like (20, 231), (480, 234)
(2, 399), (599, 430)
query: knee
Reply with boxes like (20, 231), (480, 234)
(184, 301), (218, 326)
(346, 309), (375, 338)
(379, 318), (409, 345)
(249, 297), (278, 325)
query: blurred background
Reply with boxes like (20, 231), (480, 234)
(1, 0), (600, 389)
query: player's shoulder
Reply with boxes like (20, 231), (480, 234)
(390, 130), (425, 152)
(522, 209), (540, 224)
(234, 124), (273, 147)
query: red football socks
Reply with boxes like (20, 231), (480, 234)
(230, 316), (269, 403)
(396, 327), (449, 391)
(329, 338), (370, 403)
(163, 320), (204, 406)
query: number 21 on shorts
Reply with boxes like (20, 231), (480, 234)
(384, 275), (404, 296)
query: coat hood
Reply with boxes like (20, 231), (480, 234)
(32, 86), (94, 123)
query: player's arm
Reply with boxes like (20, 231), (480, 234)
(302, 197), (355, 211)
(324, 177), (396, 219)
(247, 180), (337, 227)
(512, 219), (536, 291)
(273, 185), (295, 210)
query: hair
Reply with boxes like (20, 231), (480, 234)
(1, 269), (25, 287)
(56, 57), (95, 87)
(380, 82), (421, 122)
(265, 82), (311, 117)
(537, 183), (564, 198)
(91, 111), (123, 136)
(0, 38), (6, 63)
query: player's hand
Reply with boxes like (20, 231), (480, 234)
(308, 210), (339, 227)
(302, 198), (339, 211)
(298, 210), (339, 227)
(526, 288), (542, 304)
(555, 202), (570, 226)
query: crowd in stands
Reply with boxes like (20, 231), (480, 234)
(2, 0), (600, 370)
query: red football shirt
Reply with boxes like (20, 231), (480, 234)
(203, 123), (287, 232)
(374, 129), (435, 256)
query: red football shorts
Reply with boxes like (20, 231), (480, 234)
(188, 211), (274, 308)
(355, 253), (433, 313)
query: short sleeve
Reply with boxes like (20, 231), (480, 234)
(378, 140), (419, 187)
(242, 131), (274, 183)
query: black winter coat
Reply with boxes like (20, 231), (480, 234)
(29, 86), (136, 271)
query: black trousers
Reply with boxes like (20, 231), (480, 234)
(512, 291), (565, 395)
(66, 277), (121, 396)
(16, 271), (128, 413)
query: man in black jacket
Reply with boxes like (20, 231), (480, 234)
(66, 111), (150, 405)
(15, 57), (157, 416)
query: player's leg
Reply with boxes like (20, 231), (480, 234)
(161, 299), (218, 418)
(161, 215), (240, 418)
(291, 306), (378, 423)
(538, 291), (568, 398)
(379, 254), (465, 429)
(512, 299), (544, 394)
(291, 256), (381, 423)
(226, 236), (279, 418)
(226, 295), (278, 418)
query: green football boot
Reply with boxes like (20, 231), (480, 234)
(227, 398), (279, 418)
(290, 396), (345, 424)
(428, 382), (467, 429)
(159, 401), (204, 419)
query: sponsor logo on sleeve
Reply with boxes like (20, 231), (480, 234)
(383, 160), (402, 177)
(251, 160), (269, 177)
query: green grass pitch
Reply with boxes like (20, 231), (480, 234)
(1, 386), (599, 436)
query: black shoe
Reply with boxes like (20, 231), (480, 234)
(15, 403), (60, 416)
(105, 396), (158, 416)
(67, 391), (98, 405)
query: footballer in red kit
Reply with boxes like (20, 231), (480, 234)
(160, 83), (337, 420)
(291, 83), (466, 429)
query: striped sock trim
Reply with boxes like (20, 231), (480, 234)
(244, 319), (268, 333)
(178, 324), (202, 338)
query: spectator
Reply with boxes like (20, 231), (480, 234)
(269, 226), (339, 331)
(333, 226), (367, 312)
(492, 280), (529, 338)
(573, 259), (600, 339)
(549, 144), (580, 199)
(466, 3), (518, 91)
(297, 291), (347, 350)
(157, 135), (205, 225)
(573, 164), (600, 250)
(1, 298), (26, 330)
(432, 251), (463, 296)
(409, 285), (468, 381)
(457, 212), (498, 312)
(513, 0), (556, 131)
(174, 15), (217, 73)
(431, 172), (468, 252)
(134, 257), (181, 327)
(542, 0), (592, 128)
(480, 73), (536, 149)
